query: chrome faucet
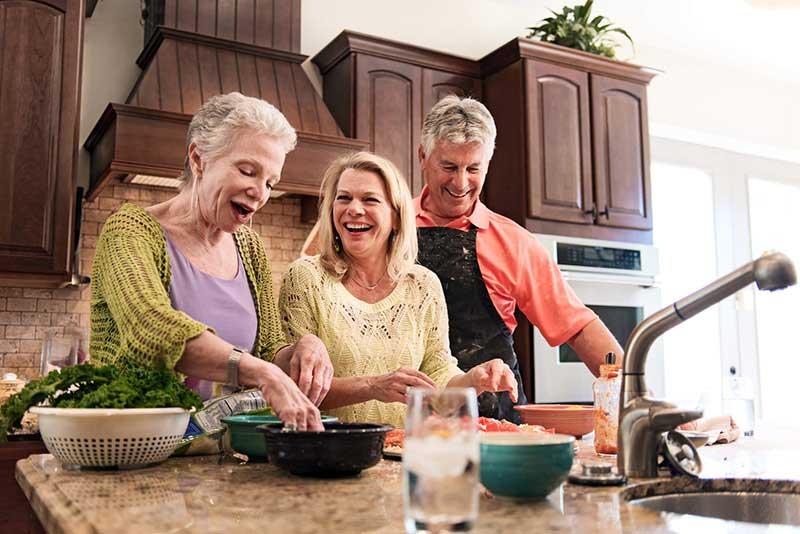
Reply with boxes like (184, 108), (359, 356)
(618, 251), (797, 478)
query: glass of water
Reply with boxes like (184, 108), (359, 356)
(403, 387), (479, 533)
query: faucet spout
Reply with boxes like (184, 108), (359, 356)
(618, 251), (796, 478)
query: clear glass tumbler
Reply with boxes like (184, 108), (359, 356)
(40, 327), (87, 376)
(403, 387), (479, 534)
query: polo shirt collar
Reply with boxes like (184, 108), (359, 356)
(414, 186), (490, 230)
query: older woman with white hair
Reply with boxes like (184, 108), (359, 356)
(91, 92), (331, 431)
(279, 151), (516, 428)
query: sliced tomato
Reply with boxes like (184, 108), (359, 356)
(384, 429), (405, 447)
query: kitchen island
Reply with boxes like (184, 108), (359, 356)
(16, 430), (800, 534)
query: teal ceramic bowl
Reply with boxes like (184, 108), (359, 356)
(479, 433), (575, 500)
(222, 414), (338, 459)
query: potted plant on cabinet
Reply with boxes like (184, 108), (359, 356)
(526, 0), (634, 59)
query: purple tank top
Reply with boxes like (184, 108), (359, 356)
(164, 233), (258, 400)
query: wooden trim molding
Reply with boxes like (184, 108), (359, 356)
(136, 26), (308, 70)
(312, 30), (480, 77)
(481, 38), (660, 84)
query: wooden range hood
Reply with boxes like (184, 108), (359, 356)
(85, 1), (366, 201)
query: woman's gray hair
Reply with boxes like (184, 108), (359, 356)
(181, 92), (297, 188)
(315, 152), (417, 283)
(420, 95), (496, 158)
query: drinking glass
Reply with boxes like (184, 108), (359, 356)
(403, 387), (479, 534)
(40, 328), (87, 376)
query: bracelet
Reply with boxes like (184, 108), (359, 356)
(227, 347), (244, 388)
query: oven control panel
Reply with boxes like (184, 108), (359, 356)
(557, 243), (642, 271)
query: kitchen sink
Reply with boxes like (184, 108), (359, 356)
(627, 490), (800, 526)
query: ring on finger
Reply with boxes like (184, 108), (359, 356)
(282, 422), (298, 433)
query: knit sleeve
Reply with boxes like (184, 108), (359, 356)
(278, 259), (321, 343)
(92, 210), (208, 370)
(239, 227), (288, 362)
(416, 269), (463, 388)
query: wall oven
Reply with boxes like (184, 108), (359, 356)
(531, 234), (665, 404)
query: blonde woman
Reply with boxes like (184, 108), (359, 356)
(91, 92), (331, 431)
(279, 152), (516, 428)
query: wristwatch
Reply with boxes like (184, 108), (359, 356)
(226, 347), (244, 388)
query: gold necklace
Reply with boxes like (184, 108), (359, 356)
(348, 270), (388, 291)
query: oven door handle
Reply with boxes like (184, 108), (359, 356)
(561, 271), (659, 288)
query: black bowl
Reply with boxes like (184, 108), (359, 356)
(257, 422), (393, 477)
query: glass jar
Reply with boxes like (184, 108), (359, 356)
(593, 362), (621, 455)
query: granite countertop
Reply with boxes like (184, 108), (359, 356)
(16, 427), (800, 534)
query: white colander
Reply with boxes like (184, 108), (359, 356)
(30, 407), (190, 468)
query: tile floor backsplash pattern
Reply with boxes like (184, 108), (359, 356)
(0, 184), (314, 380)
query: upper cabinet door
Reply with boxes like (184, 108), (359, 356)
(0, 0), (82, 284)
(524, 60), (594, 225)
(354, 55), (422, 192)
(422, 68), (482, 113)
(591, 75), (652, 230)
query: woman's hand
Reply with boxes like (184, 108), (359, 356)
(259, 362), (323, 431)
(288, 334), (333, 406)
(466, 359), (518, 402)
(368, 368), (437, 404)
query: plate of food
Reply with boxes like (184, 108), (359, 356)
(382, 416), (554, 460)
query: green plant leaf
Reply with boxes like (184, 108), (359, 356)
(526, 0), (633, 59)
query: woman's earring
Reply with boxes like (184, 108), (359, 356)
(333, 233), (342, 253)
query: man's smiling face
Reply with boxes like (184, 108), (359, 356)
(419, 140), (491, 221)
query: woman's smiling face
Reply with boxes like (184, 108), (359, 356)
(191, 130), (286, 233)
(332, 168), (397, 262)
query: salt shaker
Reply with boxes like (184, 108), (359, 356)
(593, 352), (621, 455)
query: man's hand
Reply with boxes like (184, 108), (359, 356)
(466, 359), (518, 402)
(259, 362), (323, 431)
(288, 334), (333, 406)
(368, 368), (436, 404)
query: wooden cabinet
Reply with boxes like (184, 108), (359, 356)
(482, 38), (657, 243)
(0, 0), (84, 286)
(591, 75), (652, 231)
(313, 31), (482, 196)
(0, 439), (47, 533)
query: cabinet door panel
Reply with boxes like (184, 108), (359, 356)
(355, 56), (421, 191)
(591, 75), (652, 230)
(0, 1), (80, 281)
(525, 60), (593, 225)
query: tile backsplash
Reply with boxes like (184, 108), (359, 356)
(0, 183), (314, 380)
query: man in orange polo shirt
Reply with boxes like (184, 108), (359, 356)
(415, 95), (623, 422)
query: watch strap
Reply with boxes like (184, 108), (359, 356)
(227, 347), (244, 388)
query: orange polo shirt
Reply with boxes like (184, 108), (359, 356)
(414, 187), (597, 347)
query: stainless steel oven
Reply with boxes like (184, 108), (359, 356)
(531, 234), (665, 404)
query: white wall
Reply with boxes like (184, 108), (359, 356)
(77, 0), (143, 190)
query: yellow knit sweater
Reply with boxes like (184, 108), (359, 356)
(279, 256), (462, 428)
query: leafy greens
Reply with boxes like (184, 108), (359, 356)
(1, 364), (203, 440)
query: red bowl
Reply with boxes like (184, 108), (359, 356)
(514, 404), (595, 438)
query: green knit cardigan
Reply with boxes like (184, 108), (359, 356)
(90, 203), (287, 370)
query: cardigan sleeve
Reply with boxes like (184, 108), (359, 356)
(91, 210), (209, 370)
(416, 269), (463, 388)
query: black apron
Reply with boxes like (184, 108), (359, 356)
(418, 226), (527, 423)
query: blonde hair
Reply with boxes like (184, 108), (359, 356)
(314, 152), (417, 282)
(181, 92), (297, 189)
(420, 95), (496, 158)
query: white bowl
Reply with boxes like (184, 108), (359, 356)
(30, 407), (191, 468)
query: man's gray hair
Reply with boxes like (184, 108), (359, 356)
(182, 92), (297, 186)
(420, 95), (496, 157)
